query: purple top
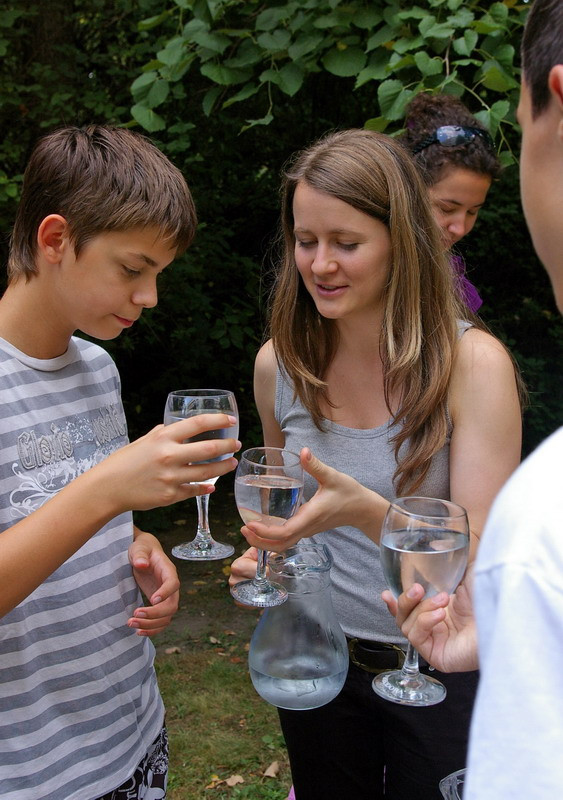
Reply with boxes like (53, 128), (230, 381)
(451, 253), (483, 313)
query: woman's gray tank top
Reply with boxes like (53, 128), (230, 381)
(275, 360), (457, 643)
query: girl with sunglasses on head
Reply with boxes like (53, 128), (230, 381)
(400, 92), (501, 314)
(230, 128), (523, 799)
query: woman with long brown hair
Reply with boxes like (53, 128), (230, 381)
(231, 128), (522, 799)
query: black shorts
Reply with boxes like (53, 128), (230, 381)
(95, 726), (169, 800)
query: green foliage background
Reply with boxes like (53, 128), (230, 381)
(0, 0), (561, 460)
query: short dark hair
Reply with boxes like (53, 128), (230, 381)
(521, 0), (563, 117)
(400, 93), (501, 186)
(8, 125), (197, 281)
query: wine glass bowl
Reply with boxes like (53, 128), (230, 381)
(372, 496), (470, 706)
(230, 447), (304, 608)
(164, 389), (239, 561)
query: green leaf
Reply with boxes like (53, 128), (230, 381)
(452, 30), (478, 57)
(390, 53), (415, 72)
(393, 35), (424, 55)
(322, 46), (367, 77)
(363, 116), (389, 132)
(183, 18), (208, 37)
(256, 29), (291, 52)
(225, 40), (263, 68)
(473, 109), (491, 132)
(446, 8), (474, 28)
(201, 63), (252, 85)
(414, 51), (443, 76)
(377, 79), (402, 115)
(278, 62), (304, 96)
(255, 7), (289, 32)
(131, 70), (158, 100)
(157, 37), (185, 68)
(259, 68), (280, 85)
(241, 113), (274, 131)
(481, 61), (518, 92)
(491, 43), (515, 70)
(419, 19), (455, 39)
(222, 83), (260, 108)
(131, 104), (166, 132)
(314, 12), (352, 30)
(367, 25), (394, 52)
(477, 99), (510, 136)
(288, 32), (324, 61)
(202, 85), (222, 116)
(138, 11), (169, 31)
(499, 150), (516, 169)
(192, 30), (231, 54)
(489, 2), (509, 24)
(354, 54), (390, 88)
(146, 79), (170, 109)
(397, 7), (429, 20)
(353, 9), (382, 29)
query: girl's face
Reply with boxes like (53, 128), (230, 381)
(428, 167), (492, 249)
(292, 181), (392, 325)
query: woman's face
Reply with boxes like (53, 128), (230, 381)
(292, 181), (392, 325)
(428, 167), (492, 249)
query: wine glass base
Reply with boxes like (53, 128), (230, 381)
(372, 669), (447, 707)
(171, 539), (235, 561)
(230, 579), (288, 608)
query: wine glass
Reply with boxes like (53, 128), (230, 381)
(230, 447), (304, 607)
(164, 389), (239, 561)
(372, 496), (470, 706)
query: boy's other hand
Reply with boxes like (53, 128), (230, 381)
(128, 530), (180, 636)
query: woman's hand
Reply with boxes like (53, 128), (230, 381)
(239, 447), (389, 552)
(229, 547), (259, 589)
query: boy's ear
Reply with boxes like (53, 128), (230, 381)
(548, 65), (563, 143)
(37, 215), (71, 264)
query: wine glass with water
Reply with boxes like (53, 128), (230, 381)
(230, 447), (304, 607)
(372, 496), (470, 706)
(164, 389), (239, 561)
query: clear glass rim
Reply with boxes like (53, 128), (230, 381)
(167, 389), (235, 398)
(240, 446), (301, 468)
(389, 496), (468, 522)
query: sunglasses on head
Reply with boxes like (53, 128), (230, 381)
(411, 125), (495, 155)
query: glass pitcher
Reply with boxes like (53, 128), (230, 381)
(248, 543), (349, 710)
(439, 768), (466, 799)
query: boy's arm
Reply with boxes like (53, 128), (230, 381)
(128, 527), (180, 636)
(0, 414), (239, 618)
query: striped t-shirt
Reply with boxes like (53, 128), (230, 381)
(0, 336), (164, 800)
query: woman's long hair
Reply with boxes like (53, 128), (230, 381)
(269, 128), (474, 495)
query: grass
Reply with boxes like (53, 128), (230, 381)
(148, 482), (292, 799)
(157, 649), (291, 799)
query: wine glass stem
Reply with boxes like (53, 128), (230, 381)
(401, 642), (422, 681)
(195, 493), (213, 548)
(254, 549), (269, 584)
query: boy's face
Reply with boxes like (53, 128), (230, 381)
(55, 227), (177, 341)
(517, 73), (563, 312)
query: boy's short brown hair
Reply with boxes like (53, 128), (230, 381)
(8, 125), (197, 281)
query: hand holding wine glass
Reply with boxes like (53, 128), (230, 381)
(230, 447), (304, 607)
(372, 496), (470, 706)
(164, 389), (239, 561)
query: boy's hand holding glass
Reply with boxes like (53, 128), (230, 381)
(164, 389), (240, 560)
